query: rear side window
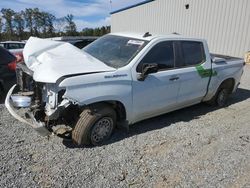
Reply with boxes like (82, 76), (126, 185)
(139, 41), (174, 71)
(19, 43), (25, 48)
(181, 41), (205, 66)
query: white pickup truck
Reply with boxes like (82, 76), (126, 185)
(5, 33), (245, 145)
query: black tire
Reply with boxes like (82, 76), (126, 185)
(206, 84), (231, 107)
(216, 88), (229, 107)
(0, 84), (4, 102)
(0, 91), (3, 102)
(72, 104), (116, 146)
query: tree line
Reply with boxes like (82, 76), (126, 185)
(0, 8), (110, 41)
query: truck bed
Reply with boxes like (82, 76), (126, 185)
(211, 53), (243, 62)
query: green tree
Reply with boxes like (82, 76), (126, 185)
(24, 8), (34, 35)
(54, 17), (66, 35)
(1, 8), (15, 37)
(93, 28), (101, 36)
(82, 28), (94, 36)
(46, 13), (55, 37)
(13, 12), (25, 39)
(0, 16), (3, 40)
(32, 8), (41, 36)
(36, 11), (50, 36)
(100, 26), (106, 36)
(64, 14), (77, 35)
(106, 26), (111, 34)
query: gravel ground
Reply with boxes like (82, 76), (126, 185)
(1, 65), (250, 188)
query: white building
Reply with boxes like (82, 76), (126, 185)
(111, 0), (250, 57)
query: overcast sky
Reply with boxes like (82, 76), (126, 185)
(0, 0), (144, 30)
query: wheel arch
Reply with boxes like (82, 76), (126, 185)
(83, 100), (127, 122)
(203, 77), (236, 102)
(219, 78), (235, 94)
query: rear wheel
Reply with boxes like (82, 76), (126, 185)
(206, 80), (233, 107)
(216, 88), (230, 107)
(72, 104), (116, 146)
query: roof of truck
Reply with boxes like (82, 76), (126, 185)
(111, 32), (205, 42)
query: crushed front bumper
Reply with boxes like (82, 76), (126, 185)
(5, 84), (51, 136)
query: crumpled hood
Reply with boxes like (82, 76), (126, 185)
(23, 37), (115, 83)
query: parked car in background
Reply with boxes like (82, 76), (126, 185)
(0, 41), (25, 52)
(0, 46), (17, 100)
(0, 41), (25, 71)
(0, 79), (4, 101)
(67, 39), (97, 49)
(5, 33), (245, 146)
(49, 36), (98, 49)
(0, 41), (25, 53)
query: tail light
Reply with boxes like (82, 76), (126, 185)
(8, 52), (24, 72)
(7, 60), (17, 71)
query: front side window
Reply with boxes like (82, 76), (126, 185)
(137, 41), (174, 72)
(181, 41), (205, 66)
(84, 35), (148, 68)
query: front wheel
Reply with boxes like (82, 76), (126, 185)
(72, 104), (116, 146)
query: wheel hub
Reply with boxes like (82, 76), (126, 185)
(91, 117), (113, 143)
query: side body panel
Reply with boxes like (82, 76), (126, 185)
(131, 69), (181, 122)
(59, 69), (134, 123)
(203, 60), (244, 101)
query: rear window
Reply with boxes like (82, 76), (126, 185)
(181, 41), (205, 66)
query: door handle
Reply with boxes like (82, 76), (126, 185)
(169, 77), (179, 81)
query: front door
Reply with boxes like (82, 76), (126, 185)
(131, 41), (181, 122)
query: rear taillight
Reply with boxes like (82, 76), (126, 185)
(7, 61), (17, 71)
(8, 52), (23, 71)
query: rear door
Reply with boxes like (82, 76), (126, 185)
(176, 41), (211, 105)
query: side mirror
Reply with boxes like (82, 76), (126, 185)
(137, 63), (158, 81)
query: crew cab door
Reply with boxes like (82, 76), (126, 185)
(176, 41), (211, 105)
(131, 41), (181, 122)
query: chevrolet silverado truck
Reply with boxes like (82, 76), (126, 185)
(5, 33), (245, 145)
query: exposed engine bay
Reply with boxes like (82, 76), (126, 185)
(11, 63), (80, 138)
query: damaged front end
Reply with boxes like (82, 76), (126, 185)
(5, 63), (77, 137)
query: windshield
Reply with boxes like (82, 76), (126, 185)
(83, 35), (148, 68)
